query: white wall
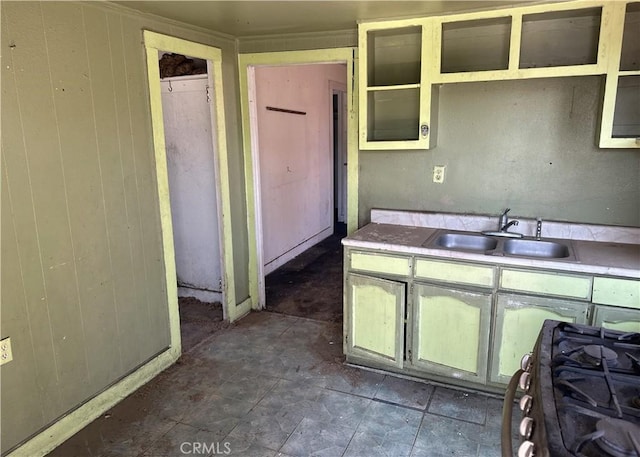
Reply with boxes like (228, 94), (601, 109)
(255, 64), (347, 271)
(161, 76), (222, 302)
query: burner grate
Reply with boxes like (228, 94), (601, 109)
(538, 321), (640, 457)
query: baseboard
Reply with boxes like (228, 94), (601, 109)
(7, 346), (180, 457)
(263, 227), (333, 275)
(177, 286), (222, 303)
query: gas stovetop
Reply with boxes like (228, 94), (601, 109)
(539, 321), (640, 457)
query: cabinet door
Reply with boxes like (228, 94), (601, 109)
(345, 273), (405, 369)
(592, 305), (640, 333)
(489, 294), (589, 385)
(411, 283), (491, 384)
(359, 20), (435, 150)
(599, 2), (640, 148)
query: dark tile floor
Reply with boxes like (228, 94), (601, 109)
(265, 232), (344, 323)
(50, 312), (520, 457)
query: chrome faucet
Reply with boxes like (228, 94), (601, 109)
(501, 220), (519, 232)
(499, 208), (519, 232)
(481, 208), (523, 238)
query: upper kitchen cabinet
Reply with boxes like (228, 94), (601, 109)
(431, 3), (609, 84)
(359, 0), (639, 150)
(439, 16), (511, 74)
(358, 19), (437, 150)
(599, 2), (640, 148)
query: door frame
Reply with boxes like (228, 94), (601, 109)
(238, 48), (358, 310)
(143, 31), (240, 327)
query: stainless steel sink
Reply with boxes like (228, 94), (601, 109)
(429, 233), (498, 251)
(503, 239), (571, 259)
(424, 230), (575, 260)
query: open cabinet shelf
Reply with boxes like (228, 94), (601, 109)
(359, 0), (639, 150)
(359, 20), (436, 150)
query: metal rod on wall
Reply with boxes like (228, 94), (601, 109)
(266, 106), (306, 116)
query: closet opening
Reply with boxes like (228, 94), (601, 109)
(158, 51), (226, 351)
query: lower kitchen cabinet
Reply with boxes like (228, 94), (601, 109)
(411, 283), (491, 383)
(344, 273), (406, 369)
(342, 244), (637, 392)
(489, 293), (589, 385)
(592, 305), (640, 333)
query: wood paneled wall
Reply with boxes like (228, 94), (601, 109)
(0, 2), (242, 452)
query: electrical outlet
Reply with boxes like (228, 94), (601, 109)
(433, 165), (445, 184)
(1, 337), (13, 366)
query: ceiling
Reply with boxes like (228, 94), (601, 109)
(114, 1), (537, 37)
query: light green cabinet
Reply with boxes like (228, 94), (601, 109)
(358, 19), (437, 150)
(592, 277), (640, 309)
(343, 243), (637, 392)
(489, 293), (589, 385)
(500, 268), (592, 300)
(415, 258), (495, 288)
(344, 273), (406, 369)
(592, 304), (640, 333)
(411, 283), (491, 384)
(359, 1), (638, 149)
(598, 2), (640, 148)
(591, 277), (639, 333)
(349, 250), (412, 277)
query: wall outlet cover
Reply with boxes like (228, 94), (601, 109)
(433, 165), (446, 184)
(1, 337), (13, 366)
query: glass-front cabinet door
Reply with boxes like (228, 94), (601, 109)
(358, 19), (436, 150)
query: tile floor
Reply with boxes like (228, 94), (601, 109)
(50, 312), (519, 457)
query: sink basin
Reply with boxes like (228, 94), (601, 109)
(424, 230), (575, 261)
(503, 239), (571, 259)
(432, 233), (498, 251)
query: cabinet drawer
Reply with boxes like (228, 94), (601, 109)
(415, 258), (495, 288)
(350, 251), (411, 277)
(592, 277), (640, 309)
(500, 269), (592, 300)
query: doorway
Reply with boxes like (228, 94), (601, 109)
(256, 67), (347, 323)
(158, 54), (226, 351)
(332, 81), (348, 230)
(143, 31), (244, 350)
(252, 63), (346, 276)
(238, 48), (358, 312)
(159, 56), (222, 302)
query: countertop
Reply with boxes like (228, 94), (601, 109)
(342, 223), (640, 279)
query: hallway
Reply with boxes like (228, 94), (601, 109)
(265, 231), (344, 323)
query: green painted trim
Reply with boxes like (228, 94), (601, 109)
(142, 31), (238, 320)
(7, 348), (178, 457)
(144, 31), (222, 61)
(238, 48), (358, 308)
